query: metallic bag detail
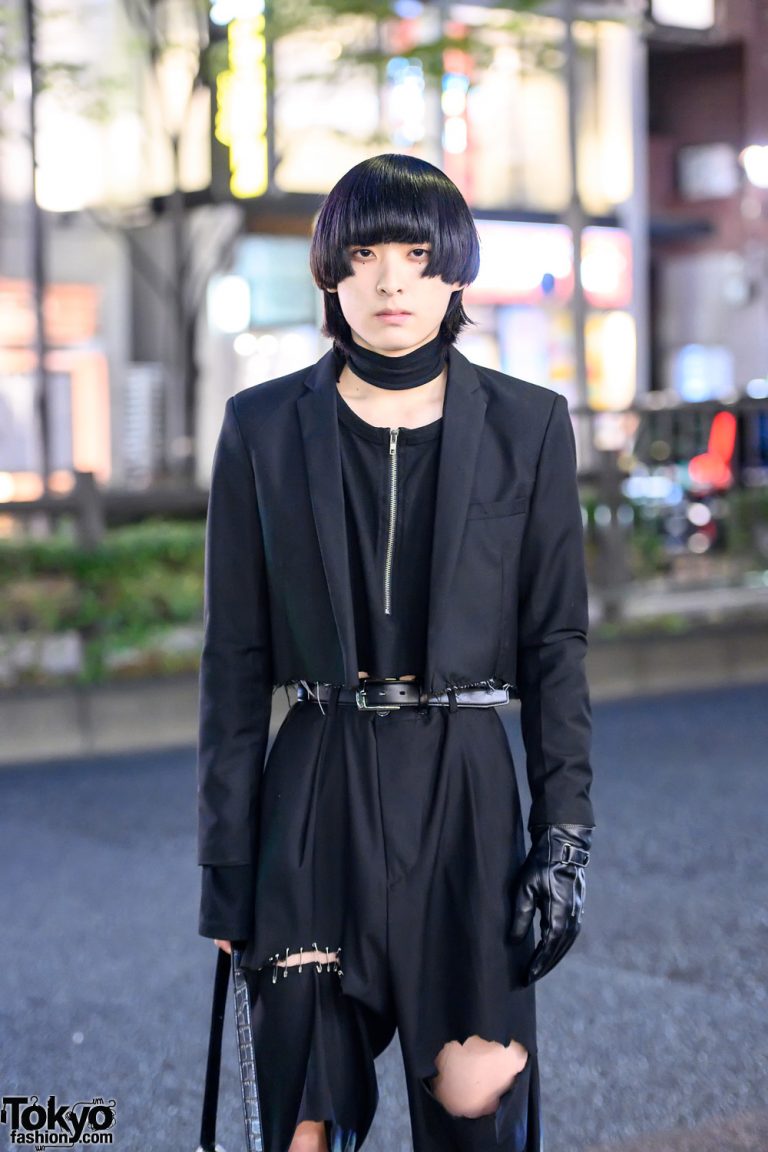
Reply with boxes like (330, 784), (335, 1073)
(194, 947), (264, 1152)
(232, 947), (265, 1152)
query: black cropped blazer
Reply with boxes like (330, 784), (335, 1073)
(197, 345), (595, 895)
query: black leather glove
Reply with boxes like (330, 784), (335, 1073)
(509, 823), (593, 985)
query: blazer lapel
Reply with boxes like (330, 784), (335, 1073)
(297, 349), (359, 684)
(425, 347), (487, 686)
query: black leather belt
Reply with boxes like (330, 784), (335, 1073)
(292, 678), (512, 711)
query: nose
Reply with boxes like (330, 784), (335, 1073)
(376, 254), (404, 296)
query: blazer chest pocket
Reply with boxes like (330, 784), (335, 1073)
(466, 495), (529, 520)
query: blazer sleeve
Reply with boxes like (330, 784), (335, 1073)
(516, 392), (595, 834)
(197, 395), (274, 877)
(199, 864), (254, 940)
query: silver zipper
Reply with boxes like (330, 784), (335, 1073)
(383, 427), (399, 615)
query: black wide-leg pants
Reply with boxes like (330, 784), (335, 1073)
(240, 689), (542, 1152)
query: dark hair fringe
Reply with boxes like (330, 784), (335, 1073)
(309, 153), (480, 354)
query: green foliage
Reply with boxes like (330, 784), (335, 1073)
(727, 487), (768, 559)
(0, 518), (206, 686)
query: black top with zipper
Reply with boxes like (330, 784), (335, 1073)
(335, 386), (442, 680)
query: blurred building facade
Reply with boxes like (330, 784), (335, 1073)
(648, 0), (768, 403)
(8, 1), (750, 495)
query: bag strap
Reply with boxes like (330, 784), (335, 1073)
(196, 946), (230, 1152)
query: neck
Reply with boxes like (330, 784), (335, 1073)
(341, 332), (447, 390)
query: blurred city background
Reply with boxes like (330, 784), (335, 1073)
(0, 1), (766, 1151)
(0, 0), (767, 698)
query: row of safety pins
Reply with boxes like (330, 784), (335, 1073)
(279, 679), (331, 714)
(301, 680), (330, 714)
(262, 943), (344, 983)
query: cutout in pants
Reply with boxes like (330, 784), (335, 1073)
(239, 688), (542, 1152)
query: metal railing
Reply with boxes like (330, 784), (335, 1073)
(0, 473), (208, 549)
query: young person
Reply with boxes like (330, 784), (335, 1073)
(197, 153), (595, 1152)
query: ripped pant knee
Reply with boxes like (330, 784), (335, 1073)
(287, 1120), (328, 1152)
(426, 1034), (529, 1119)
(287, 1119), (358, 1152)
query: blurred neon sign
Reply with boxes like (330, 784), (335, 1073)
(214, 6), (268, 198)
(466, 221), (632, 309)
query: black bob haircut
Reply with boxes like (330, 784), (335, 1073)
(309, 153), (481, 354)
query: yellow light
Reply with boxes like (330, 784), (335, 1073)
(214, 16), (269, 198)
(586, 311), (636, 410)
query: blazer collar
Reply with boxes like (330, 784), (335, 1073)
(297, 345), (487, 687)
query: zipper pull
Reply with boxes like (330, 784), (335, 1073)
(389, 428), (399, 454)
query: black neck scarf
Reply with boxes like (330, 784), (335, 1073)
(341, 332), (447, 390)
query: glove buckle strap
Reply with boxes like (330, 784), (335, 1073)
(560, 843), (590, 867)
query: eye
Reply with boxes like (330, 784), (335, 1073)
(411, 247), (430, 258)
(350, 247), (374, 259)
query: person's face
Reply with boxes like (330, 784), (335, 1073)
(328, 241), (465, 356)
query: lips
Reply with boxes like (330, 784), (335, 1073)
(376, 310), (412, 317)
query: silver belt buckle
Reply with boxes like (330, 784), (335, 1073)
(354, 685), (401, 712)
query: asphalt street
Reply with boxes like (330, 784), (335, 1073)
(1, 681), (767, 1152)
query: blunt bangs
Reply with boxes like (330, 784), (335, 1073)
(310, 154), (480, 290)
(309, 154), (480, 352)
